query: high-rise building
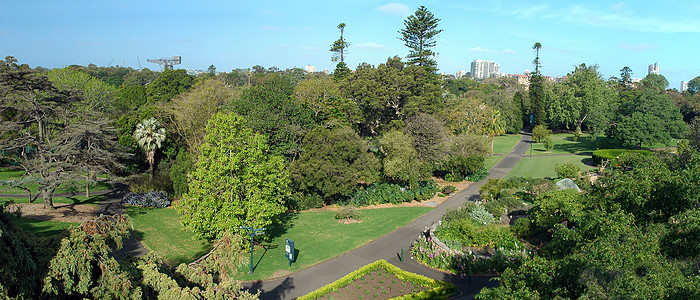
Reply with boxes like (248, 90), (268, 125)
(681, 81), (689, 92)
(470, 60), (500, 79)
(304, 65), (316, 73)
(456, 70), (466, 78)
(648, 62), (659, 75)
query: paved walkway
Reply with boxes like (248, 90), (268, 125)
(244, 131), (533, 300)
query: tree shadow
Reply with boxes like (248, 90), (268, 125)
(264, 211), (300, 241)
(253, 243), (279, 272)
(250, 277), (295, 300)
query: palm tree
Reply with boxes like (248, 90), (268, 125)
(134, 118), (166, 176)
(484, 108), (506, 151)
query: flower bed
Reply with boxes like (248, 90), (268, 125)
(299, 260), (455, 300)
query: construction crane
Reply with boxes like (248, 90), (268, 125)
(147, 56), (181, 70)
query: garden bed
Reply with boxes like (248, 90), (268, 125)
(299, 260), (455, 300)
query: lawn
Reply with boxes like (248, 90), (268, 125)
(234, 206), (433, 281)
(2, 194), (105, 206)
(505, 155), (595, 179)
(10, 216), (77, 236)
(0, 168), (112, 195)
(529, 133), (599, 155)
(126, 206), (213, 266)
(484, 155), (503, 170)
(492, 134), (522, 154)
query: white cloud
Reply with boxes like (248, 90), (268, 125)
(376, 3), (410, 16)
(469, 46), (492, 53)
(356, 43), (388, 49)
(501, 49), (516, 55)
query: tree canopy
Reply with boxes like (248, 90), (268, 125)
(398, 6), (442, 70)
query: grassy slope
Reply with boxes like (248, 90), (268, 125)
(492, 134), (522, 154)
(506, 155), (595, 179)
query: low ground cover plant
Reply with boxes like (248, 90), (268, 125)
(348, 180), (438, 206)
(123, 191), (170, 208)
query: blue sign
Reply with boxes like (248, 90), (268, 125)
(285, 239), (295, 266)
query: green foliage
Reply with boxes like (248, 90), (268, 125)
(299, 260), (455, 300)
(290, 126), (380, 201)
(661, 209), (700, 258)
(406, 113), (449, 168)
(511, 217), (532, 239)
(398, 6), (443, 70)
(531, 124), (551, 143)
(176, 112), (289, 239)
(469, 205), (495, 226)
(441, 154), (485, 179)
(287, 192), (324, 211)
(349, 180), (438, 206)
(169, 149), (194, 197)
(379, 129), (431, 187)
(554, 162), (581, 179)
(441, 185), (456, 195)
(145, 69), (195, 103)
(688, 75), (700, 95)
(335, 206), (361, 221)
(531, 189), (585, 230)
(542, 136), (554, 151)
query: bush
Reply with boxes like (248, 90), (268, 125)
(443, 173), (463, 182)
(466, 168), (489, 182)
(469, 205), (495, 225)
(443, 204), (474, 223)
(542, 136), (554, 151)
(123, 191), (170, 208)
(442, 155), (485, 179)
(442, 185), (457, 195)
(170, 149), (194, 197)
(592, 149), (653, 165)
(511, 217), (532, 239)
(288, 192), (324, 210)
(554, 162), (581, 179)
(335, 206), (361, 221)
(532, 124), (551, 143)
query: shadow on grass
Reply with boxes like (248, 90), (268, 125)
(252, 243), (280, 272)
(64, 195), (105, 205)
(11, 216), (74, 236)
(265, 211), (300, 241)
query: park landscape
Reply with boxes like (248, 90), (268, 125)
(2, 4), (700, 300)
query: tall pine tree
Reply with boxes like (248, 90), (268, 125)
(398, 6), (442, 71)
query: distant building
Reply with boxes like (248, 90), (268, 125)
(304, 65), (316, 73)
(631, 78), (643, 84)
(323, 68), (329, 75)
(470, 60), (500, 79)
(456, 70), (466, 78)
(648, 62), (659, 75)
(681, 81), (689, 92)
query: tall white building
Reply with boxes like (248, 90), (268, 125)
(681, 81), (689, 92)
(456, 70), (466, 78)
(470, 60), (500, 79)
(304, 65), (316, 73)
(648, 62), (659, 75)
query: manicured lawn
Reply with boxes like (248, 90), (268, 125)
(2, 195), (105, 206)
(492, 134), (522, 154)
(529, 133), (599, 155)
(505, 155), (595, 179)
(11, 216), (77, 236)
(126, 206), (212, 266)
(484, 155), (503, 170)
(234, 206), (433, 281)
(0, 168), (112, 195)
(642, 138), (684, 149)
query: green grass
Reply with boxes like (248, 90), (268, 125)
(484, 155), (503, 170)
(10, 216), (77, 236)
(492, 134), (522, 154)
(529, 133), (599, 155)
(0, 169), (112, 195)
(641, 138), (684, 149)
(2, 195), (105, 206)
(505, 155), (595, 179)
(126, 206), (213, 266)
(234, 206), (433, 281)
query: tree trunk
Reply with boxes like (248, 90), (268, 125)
(147, 150), (155, 178)
(42, 187), (56, 210)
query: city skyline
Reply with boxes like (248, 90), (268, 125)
(1, 1), (698, 88)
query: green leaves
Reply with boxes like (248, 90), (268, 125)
(399, 6), (442, 69)
(176, 112), (289, 240)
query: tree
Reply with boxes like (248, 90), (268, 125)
(640, 73), (669, 93)
(176, 112), (289, 239)
(529, 42), (546, 126)
(145, 69), (195, 103)
(398, 6), (442, 70)
(619, 66), (633, 87)
(405, 113), (449, 168)
(330, 23), (349, 63)
(290, 126), (380, 200)
(166, 79), (231, 155)
(332, 61), (351, 80)
(207, 64), (216, 76)
(607, 90), (687, 149)
(532, 42), (542, 74)
(293, 76), (359, 127)
(0, 56), (122, 209)
(133, 118), (166, 176)
(379, 130), (430, 187)
(688, 75), (700, 95)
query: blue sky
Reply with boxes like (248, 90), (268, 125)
(2, 1), (698, 89)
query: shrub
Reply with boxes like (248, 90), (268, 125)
(554, 162), (581, 179)
(123, 191), (170, 208)
(443, 204), (474, 223)
(335, 206), (362, 221)
(466, 168), (489, 182)
(469, 205), (495, 225)
(443, 173), (463, 182)
(542, 136), (554, 151)
(170, 149), (194, 197)
(442, 185), (456, 195)
(442, 155), (485, 179)
(532, 124), (551, 143)
(288, 192), (324, 210)
(511, 217), (532, 239)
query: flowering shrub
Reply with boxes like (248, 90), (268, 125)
(122, 191), (170, 208)
(411, 233), (528, 276)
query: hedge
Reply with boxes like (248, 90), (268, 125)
(298, 260), (456, 300)
(592, 149), (652, 165)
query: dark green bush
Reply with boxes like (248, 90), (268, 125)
(532, 124), (551, 143)
(542, 136), (554, 151)
(288, 192), (324, 210)
(554, 162), (581, 179)
(442, 155), (485, 179)
(443, 204), (475, 223)
(349, 180), (437, 206)
(511, 217), (532, 239)
(592, 149), (652, 165)
(466, 168), (489, 182)
(170, 149), (194, 197)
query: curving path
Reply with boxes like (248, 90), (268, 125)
(244, 131), (533, 299)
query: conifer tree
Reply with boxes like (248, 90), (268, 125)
(398, 6), (442, 70)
